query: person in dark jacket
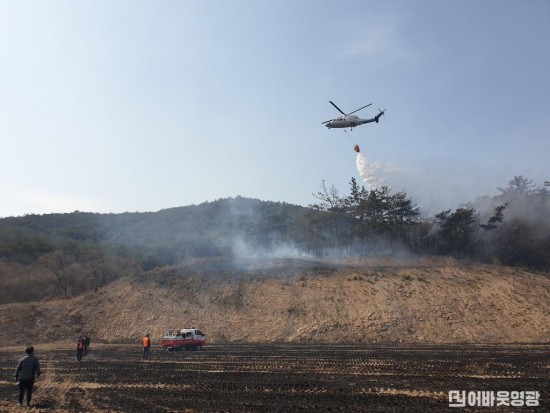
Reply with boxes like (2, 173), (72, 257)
(83, 334), (90, 356)
(15, 346), (41, 407)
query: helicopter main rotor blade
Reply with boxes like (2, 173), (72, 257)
(329, 101), (346, 116)
(348, 103), (372, 115)
(322, 119), (334, 124)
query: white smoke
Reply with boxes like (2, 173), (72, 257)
(231, 237), (312, 261)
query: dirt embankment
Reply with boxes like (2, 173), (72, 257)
(0, 258), (548, 346)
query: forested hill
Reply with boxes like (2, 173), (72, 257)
(1, 197), (318, 303)
(1, 176), (549, 304)
(0, 197), (310, 267)
(2, 177), (548, 272)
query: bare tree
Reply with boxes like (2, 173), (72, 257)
(41, 251), (74, 298)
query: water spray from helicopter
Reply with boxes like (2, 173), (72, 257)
(356, 151), (388, 190)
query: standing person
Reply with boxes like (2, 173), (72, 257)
(83, 334), (91, 356)
(15, 346), (41, 407)
(76, 335), (85, 362)
(142, 334), (151, 359)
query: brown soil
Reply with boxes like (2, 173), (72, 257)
(0, 343), (547, 412)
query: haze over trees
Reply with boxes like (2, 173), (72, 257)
(0, 176), (548, 303)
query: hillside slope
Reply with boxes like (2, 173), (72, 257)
(0, 259), (548, 346)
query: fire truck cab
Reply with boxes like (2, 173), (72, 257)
(160, 328), (206, 351)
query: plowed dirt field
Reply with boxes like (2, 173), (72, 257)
(0, 344), (547, 412)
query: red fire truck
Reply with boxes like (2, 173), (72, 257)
(160, 328), (206, 351)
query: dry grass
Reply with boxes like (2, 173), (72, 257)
(0, 257), (549, 347)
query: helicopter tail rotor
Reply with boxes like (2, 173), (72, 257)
(375, 108), (386, 123)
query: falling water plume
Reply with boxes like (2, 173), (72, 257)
(356, 152), (386, 190)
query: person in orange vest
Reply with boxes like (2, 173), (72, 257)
(142, 334), (151, 359)
(76, 335), (85, 362)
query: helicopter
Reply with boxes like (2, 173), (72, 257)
(322, 101), (386, 130)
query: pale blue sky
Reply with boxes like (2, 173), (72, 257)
(1, 0), (549, 217)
